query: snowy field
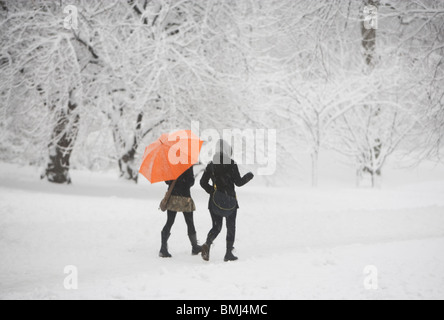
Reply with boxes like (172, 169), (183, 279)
(1, 162), (444, 300)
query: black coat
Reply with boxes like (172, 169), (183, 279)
(200, 155), (254, 208)
(166, 166), (195, 198)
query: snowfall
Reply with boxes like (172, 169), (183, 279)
(1, 158), (444, 300)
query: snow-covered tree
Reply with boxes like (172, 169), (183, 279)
(1, 0), (442, 188)
(0, 0), (90, 183)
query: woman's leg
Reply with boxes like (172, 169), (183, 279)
(162, 211), (177, 234)
(202, 208), (223, 261)
(206, 209), (223, 245)
(160, 211), (177, 258)
(183, 212), (202, 255)
(225, 210), (238, 262)
(226, 210), (237, 245)
(183, 212), (197, 236)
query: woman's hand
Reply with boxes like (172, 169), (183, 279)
(244, 172), (254, 183)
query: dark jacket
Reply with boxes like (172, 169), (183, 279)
(200, 154), (254, 208)
(166, 166), (195, 198)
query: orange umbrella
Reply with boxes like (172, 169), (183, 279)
(139, 130), (204, 184)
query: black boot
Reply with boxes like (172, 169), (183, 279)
(159, 231), (172, 258)
(201, 243), (211, 262)
(189, 234), (202, 256)
(224, 242), (238, 262)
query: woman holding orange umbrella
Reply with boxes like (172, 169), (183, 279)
(139, 130), (204, 258)
(160, 166), (202, 258)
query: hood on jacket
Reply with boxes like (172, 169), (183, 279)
(213, 139), (232, 165)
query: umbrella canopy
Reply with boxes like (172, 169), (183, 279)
(139, 130), (203, 184)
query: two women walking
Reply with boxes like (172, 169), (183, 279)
(159, 140), (254, 262)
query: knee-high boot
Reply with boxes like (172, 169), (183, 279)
(159, 231), (172, 258)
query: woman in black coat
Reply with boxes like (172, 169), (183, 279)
(160, 166), (202, 258)
(200, 140), (254, 262)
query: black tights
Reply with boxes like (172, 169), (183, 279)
(162, 210), (196, 236)
(206, 209), (237, 247)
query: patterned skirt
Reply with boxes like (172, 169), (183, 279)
(166, 196), (196, 213)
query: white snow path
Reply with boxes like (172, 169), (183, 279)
(0, 164), (444, 299)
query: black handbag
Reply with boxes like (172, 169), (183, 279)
(212, 187), (237, 218)
(160, 180), (177, 212)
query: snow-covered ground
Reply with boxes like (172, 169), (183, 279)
(1, 162), (444, 300)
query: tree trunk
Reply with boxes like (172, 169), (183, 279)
(118, 136), (139, 183)
(42, 100), (79, 184)
(114, 113), (143, 183)
(0, 0), (8, 13)
(361, 0), (382, 188)
(361, 0), (377, 69)
(311, 151), (319, 188)
(356, 166), (363, 188)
